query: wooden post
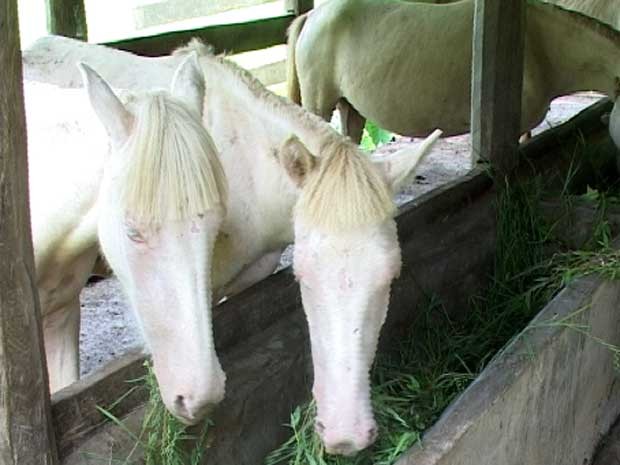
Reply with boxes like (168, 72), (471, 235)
(45, 0), (88, 41)
(470, 0), (525, 175)
(285, 0), (313, 16)
(0, 0), (59, 463)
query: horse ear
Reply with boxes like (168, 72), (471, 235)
(78, 62), (132, 146)
(278, 135), (318, 187)
(170, 52), (205, 116)
(371, 129), (442, 194)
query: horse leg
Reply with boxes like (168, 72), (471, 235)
(216, 249), (283, 301)
(337, 99), (366, 144)
(44, 299), (80, 392)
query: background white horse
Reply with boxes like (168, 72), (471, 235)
(287, 0), (620, 148)
(24, 36), (440, 455)
(410, 0), (619, 30)
(29, 55), (229, 424)
(540, 0), (620, 30)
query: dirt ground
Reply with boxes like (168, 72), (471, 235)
(78, 92), (604, 376)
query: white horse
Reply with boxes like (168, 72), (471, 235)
(540, 0), (620, 31)
(287, 0), (620, 146)
(25, 36), (441, 453)
(29, 55), (229, 424)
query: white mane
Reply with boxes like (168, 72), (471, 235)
(296, 139), (395, 232)
(121, 90), (227, 223)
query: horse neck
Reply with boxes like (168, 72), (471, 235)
(531, 3), (620, 98)
(203, 59), (336, 242)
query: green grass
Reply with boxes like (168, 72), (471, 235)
(93, 363), (211, 465)
(140, 364), (211, 465)
(264, 177), (620, 465)
(360, 121), (393, 152)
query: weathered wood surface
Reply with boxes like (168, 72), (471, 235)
(397, 274), (620, 465)
(0, 0), (59, 463)
(285, 0), (313, 16)
(471, 0), (525, 173)
(104, 15), (294, 57)
(45, 0), (87, 40)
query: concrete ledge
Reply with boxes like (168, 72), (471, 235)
(397, 276), (620, 465)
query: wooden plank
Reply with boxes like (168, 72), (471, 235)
(285, 0), (313, 16)
(0, 0), (59, 463)
(470, 0), (525, 174)
(397, 275), (620, 465)
(45, 0), (87, 40)
(104, 15), (294, 57)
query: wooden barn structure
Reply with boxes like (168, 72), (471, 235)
(4, 0), (618, 463)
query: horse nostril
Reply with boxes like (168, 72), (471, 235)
(175, 395), (185, 407)
(368, 426), (378, 442)
(326, 441), (356, 456)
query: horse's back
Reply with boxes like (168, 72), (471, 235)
(295, 0), (474, 135)
(540, 0), (620, 30)
(23, 35), (179, 90)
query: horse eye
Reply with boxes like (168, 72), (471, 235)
(126, 228), (145, 243)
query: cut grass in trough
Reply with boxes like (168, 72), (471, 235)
(94, 363), (211, 465)
(265, 177), (620, 465)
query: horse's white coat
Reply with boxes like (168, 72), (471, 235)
(288, 0), (620, 145)
(29, 57), (230, 424)
(28, 82), (106, 390)
(540, 0), (620, 31)
(24, 37), (439, 451)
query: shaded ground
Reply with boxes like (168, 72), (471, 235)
(79, 92), (604, 376)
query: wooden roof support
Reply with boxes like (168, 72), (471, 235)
(285, 0), (313, 16)
(45, 0), (88, 41)
(106, 15), (293, 57)
(0, 0), (59, 463)
(471, 0), (525, 175)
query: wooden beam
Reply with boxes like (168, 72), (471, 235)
(0, 1), (59, 463)
(45, 0), (88, 40)
(470, 0), (525, 175)
(104, 15), (294, 57)
(285, 0), (313, 16)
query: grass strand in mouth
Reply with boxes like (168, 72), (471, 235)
(265, 178), (620, 465)
(141, 363), (211, 465)
(92, 362), (211, 465)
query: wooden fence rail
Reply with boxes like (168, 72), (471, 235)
(104, 14), (295, 56)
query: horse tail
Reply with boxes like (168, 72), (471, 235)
(287, 13), (309, 105)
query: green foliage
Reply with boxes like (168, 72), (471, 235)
(93, 363), (211, 465)
(141, 364), (211, 465)
(360, 121), (393, 151)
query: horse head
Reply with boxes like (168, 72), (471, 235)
(278, 130), (441, 455)
(79, 55), (228, 424)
